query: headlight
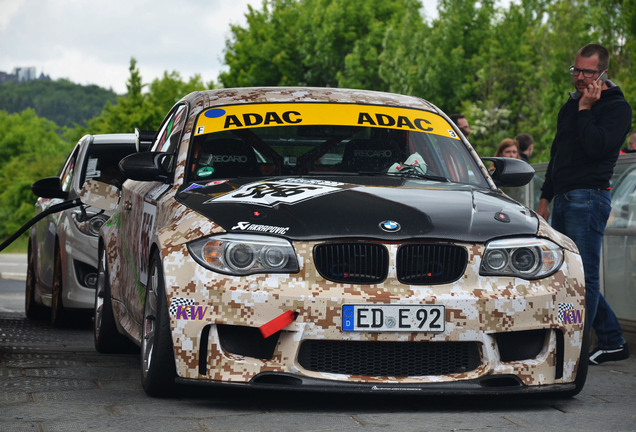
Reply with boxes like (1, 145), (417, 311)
(480, 238), (563, 279)
(188, 234), (299, 275)
(72, 211), (108, 236)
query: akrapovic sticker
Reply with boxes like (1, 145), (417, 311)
(232, 221), (290, 235)
(194, 103), (459, 139)
(204, 180), (348, 207)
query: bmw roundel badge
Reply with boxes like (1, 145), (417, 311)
(380, 220), (401, 232)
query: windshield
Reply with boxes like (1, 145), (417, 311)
(188, 103), (488, 188)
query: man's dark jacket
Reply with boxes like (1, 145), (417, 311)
(541, 84), (632, 202)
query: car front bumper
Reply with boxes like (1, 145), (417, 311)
(162, 241), (586, 393)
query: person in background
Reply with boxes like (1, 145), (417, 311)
(537, 43), (631, 365)
(620, 130), (636, 154)
(450, 113), (471, 138)
(516, 133), (534, 162)
(494, 138), (521, 159)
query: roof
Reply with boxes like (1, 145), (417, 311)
(181, 87), (439, 112)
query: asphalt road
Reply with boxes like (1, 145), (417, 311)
(1, 254), (635, 432)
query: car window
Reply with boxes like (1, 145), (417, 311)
(80, 143), (142, 189)
(59, 144), (81, 193)
(187, 103), (488, 187)
(608, 167), (636, 228)
(154, 104), (188, 173)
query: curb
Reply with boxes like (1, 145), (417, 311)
(0, 272), (26, 280)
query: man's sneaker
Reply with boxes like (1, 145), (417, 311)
(589, 344), (630, 365)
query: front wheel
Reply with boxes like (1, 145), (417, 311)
(25, 243), (48, 320)
(50, 247), (67, 327)
(141, 252), (176, 396)
(94, 247), (136, 353)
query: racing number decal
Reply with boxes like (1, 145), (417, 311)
(139, 201), (157, 285)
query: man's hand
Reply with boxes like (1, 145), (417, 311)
(537, 198), (550, 222)
(579, 79), (602, 111)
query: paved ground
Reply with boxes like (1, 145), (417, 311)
(1, 256), (635, 432)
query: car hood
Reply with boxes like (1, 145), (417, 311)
(176, 177), (538, 242)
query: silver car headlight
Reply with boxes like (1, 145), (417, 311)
(480, 238), (563, 279)
(72, 211), (108, 237)
(188, 234), (299, 276)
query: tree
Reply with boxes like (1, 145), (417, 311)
(0, 79), (117, 128)
(0, 110), (69, 239)
(219, 0), (415, 88)
(219, 0), (304, 87)
(78, 58), (207, 139)
(378, 2), (429, 96)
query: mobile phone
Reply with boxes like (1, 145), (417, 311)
(596, 71), (608, 86)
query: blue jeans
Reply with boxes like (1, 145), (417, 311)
(552, 189), (625, 349)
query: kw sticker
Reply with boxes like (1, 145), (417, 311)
(558, 303), (584, 325)
(169, 297), (207, 320)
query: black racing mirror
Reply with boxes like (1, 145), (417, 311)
(135, 128), (157, 152)
(31, 177), (68, 199)
(119, 151), (170, 182)
(482, 157), (535, 188)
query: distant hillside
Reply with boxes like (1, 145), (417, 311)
(0, 79), (118, 128)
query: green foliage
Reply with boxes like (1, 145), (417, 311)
(220, 0), (636, 161)
(84, 58), (207, 135)
(0, 110), (70, 239)
(3, 0), (636, 244)
(0, 79), (117, 128)
(378, 3), (429, 95)
(220, 0), (304, 87)
(0, 58), (208, 244)
(219, 0), (415, 88)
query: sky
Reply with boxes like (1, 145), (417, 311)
(0, 0), (441, 94)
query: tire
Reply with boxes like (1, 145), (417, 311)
(25, 242), (48, 320)
(141, 252), (177, 397)
(94, 247), (136, 353)
(50, 246), (67, 327)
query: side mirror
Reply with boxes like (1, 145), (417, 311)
(135, 128), (156, 152)
(482, 157), (535, 187)
(119, 151), (170, 182)
(80, 180), (120, 211)
(31, 177), (68, 199)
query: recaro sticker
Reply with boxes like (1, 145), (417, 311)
(194, 103), (459, 140)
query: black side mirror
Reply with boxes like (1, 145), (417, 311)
(135, 128), (156, 152)
(119, 152), (170, 182)
(482, 157), (535, 188)
(31, 177), (68, 199)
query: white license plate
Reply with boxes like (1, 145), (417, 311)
(342, 305), (445, 332)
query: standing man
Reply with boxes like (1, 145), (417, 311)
(515, 133), (534, 162)
(537, 44), (631, 365)
(450, 113), (471, 138)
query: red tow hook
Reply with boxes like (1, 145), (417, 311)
(259, 310), (298, 338)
